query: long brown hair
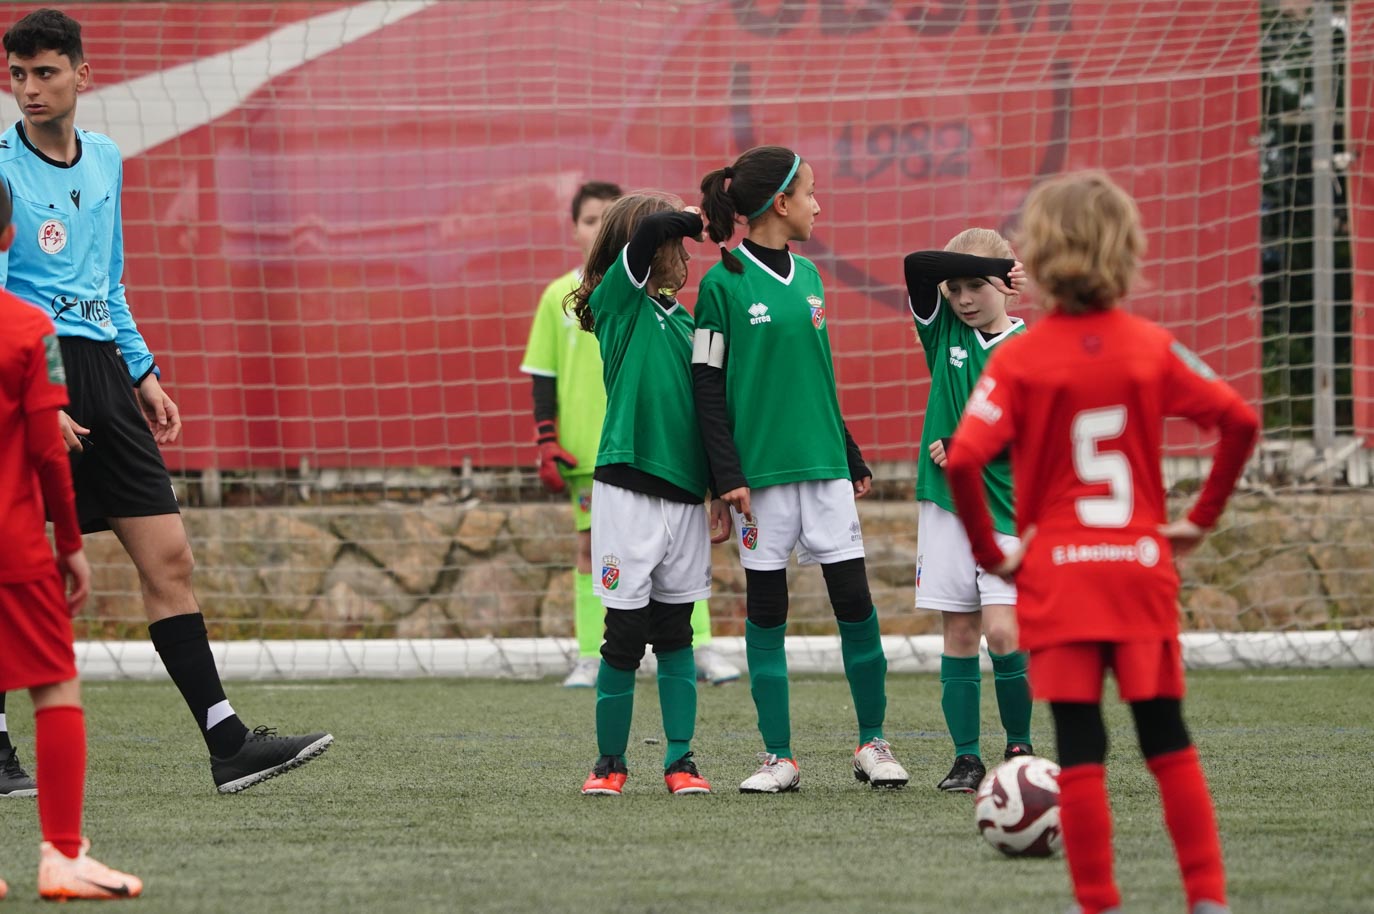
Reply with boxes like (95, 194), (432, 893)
(564, 192), (682, 332)
(699, 145), (802, 274)
(1019, 171), (1144, 314)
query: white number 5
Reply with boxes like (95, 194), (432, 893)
(1072, 406), (1132, 527)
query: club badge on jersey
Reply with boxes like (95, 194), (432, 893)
(808, 295), (825, 329)
(38, 219), (67, 255)
(740, 520), (759, 551)
(600, 555), (621, 591)
(578, 491), (592, 514)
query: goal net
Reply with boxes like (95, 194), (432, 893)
(9, 0), (1368, 677)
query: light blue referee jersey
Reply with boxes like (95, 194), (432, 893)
(0, 120), (155, 383)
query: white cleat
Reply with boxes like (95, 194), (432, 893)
(1192, 903), (1231, 914)
(38, 839), (142, 900)
(739, 753), (800, 793)
(853, 738), (910, 789)
(561, 656), (600, 688)
(694, 647), (741, 685)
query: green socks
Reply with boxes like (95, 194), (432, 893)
(941, 653), (982, 757)
(745, 620), (792, 759)
(594, 660), (636, 761)
(655, 646), (697, 768)
(689, 600), (712, 648)
(574, 572), (602, 659)
(837, 609), (888, 745)
(990, 649), (1033, 747)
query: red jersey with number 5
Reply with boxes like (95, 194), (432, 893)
(946, 308), (1258, 649)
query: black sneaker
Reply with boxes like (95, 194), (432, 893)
(0, 747), (37, 798)
(211, 726), (333, 794)
(1004, 742), (1035, 761)
(936, 754), (986, 793)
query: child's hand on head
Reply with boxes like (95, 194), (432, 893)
(683, 205), (706, 242)
(1009, 261), (1028, 293)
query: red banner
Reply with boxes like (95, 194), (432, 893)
(64, 1), (1260, 469)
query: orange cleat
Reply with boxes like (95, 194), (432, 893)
(581, 755), (628, 796)
(1, 874), (8, 899)
(38, 840), (142, 900)
(663, 752), (711, 795)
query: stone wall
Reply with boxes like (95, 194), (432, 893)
(75, 493), (1374, 640)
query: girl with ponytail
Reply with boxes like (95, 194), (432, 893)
(691, 146), (909, 794)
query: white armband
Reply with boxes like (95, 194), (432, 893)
(692, 329), (726, 368)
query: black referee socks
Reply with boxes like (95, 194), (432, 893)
(149, 613), (249, 758)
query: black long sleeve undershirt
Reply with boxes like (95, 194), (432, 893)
(903, 251), (1015, 323)
(531, 374), (557, 425)
(692, 363), (746, 494)
(843, 425), (871, 481)
(626, 210), (704, 286)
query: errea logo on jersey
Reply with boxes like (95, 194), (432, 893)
(748, 303), (771, 325)
(949, 345), (969, 368)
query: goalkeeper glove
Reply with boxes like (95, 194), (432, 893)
(535, 420), (577, 493)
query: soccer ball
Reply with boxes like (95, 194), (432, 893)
(974, 755), (1062, 857)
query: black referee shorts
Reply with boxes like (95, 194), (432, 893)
(59, 337), (180, 534)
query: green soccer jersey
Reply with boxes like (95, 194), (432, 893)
(914, 293), (1024, 535)
(589, 247), (710, 497)
(694, 247), (848, 488)
(520, 269), (607, 475)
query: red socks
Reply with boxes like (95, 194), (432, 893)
(1147, 746), (1228, 908)
(35, 705), (85, 859)
(1057, 763), (1120, 913)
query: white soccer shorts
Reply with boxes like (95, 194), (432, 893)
(730, 478), (866, 571)
(915, 501), (1019, 612)
(590, 481), (713, 609)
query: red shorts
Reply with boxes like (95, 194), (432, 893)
(0, 573), (77, 692)
(1028, 639), (1185, 703)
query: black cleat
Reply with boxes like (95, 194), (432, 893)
(1004, 742), (1035, 761)
(211, 726), (333, 794)
(0, 747), (37, 798)
(936, 753), (986, 793)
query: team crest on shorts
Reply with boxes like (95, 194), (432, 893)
(807, 295), (825, 329)
(740, 520), (759, 551)
(578, 491), (592, 513)
(916, 553), (923, 588)
(600, 554), (621, 591)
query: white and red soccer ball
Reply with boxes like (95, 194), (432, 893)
(974, 755), (1062, 857)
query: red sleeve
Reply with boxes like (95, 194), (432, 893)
(19, 330), (81, 555)
(1161, 340), (1260, 528)
(946, 368), (1018, 570)
(22, 329), (69, 415)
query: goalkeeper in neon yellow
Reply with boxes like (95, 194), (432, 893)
(694, 145), (908, 793)
(904, 228), (1034, 793)
(520, 183), (738, 689)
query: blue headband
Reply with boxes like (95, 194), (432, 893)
(745, 154), (802, 220)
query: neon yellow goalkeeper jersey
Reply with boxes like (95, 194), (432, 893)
(694, 247), (849, 488)
(520, 269), (607, 474)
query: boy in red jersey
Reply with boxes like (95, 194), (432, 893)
(946, 171), (1258, 914)
(0, 182), (140, 900)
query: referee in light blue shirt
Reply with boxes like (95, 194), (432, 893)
(0, 8), (332, 796)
